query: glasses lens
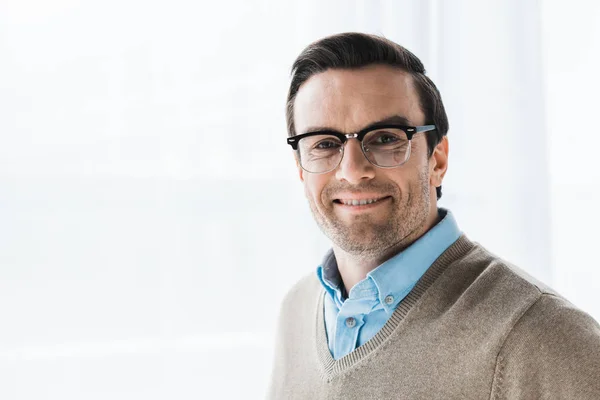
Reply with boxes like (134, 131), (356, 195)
(362, 128), (411, 167)
(297, 134), (343, 173)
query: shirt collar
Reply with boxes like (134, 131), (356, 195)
(316, 249), (345, 308)
(316, 208), (462, 312)
(367, 208), (461, 313)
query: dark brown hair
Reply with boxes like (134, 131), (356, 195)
(286, 32), (448, 199)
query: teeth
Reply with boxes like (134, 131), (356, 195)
(341, 198), (380, 206)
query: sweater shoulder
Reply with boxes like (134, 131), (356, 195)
(447, 240), (600, 346)
(281, 272), (322, 306)
(452, 242), (559, 310)
(463, 242), (554, 294)
(500, 291), (600, 355)
(434, 242), (558, 338)
(276, 272), (323, 323)
(517, 293), (600, 338)
(453, 244), (600, 397)
(491, 293), (600, 398)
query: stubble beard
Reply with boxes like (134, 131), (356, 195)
(307, 169), (431, 259)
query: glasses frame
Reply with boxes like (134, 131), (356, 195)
(287, 123), (437, 173)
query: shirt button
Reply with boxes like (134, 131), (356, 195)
(384, 295), (394, 305)
(345, 317), (356, 328)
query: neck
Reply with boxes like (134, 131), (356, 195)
(334, 207), (441, 295)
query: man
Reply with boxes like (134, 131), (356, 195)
(268, 33), (600, 399)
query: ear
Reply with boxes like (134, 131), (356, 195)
(295, 154), (305, 182)
(430, 136), (449, 188)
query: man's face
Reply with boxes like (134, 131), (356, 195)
(293, 64), (444, 257)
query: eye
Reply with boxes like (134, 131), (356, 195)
(364, 129), (409, 148)
(314, 139), (342, 150)
(374, 133), (400, 144)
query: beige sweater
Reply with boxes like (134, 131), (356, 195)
(267, 236), (600, 399)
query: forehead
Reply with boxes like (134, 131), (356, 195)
(293, 64), (424, 134)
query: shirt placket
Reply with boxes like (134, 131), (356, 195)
(333, 310), (364, 359)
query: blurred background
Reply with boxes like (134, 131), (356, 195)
(1, 0), (599, 398)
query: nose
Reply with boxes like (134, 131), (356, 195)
(335, 138), (376, 184)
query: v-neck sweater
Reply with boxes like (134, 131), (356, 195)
(267, 235), (600, 399)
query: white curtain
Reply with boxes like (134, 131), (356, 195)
(0, 0), (598, 398)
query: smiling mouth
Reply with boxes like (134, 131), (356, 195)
(333, 196), (391, 206)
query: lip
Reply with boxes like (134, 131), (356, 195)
(333, 193), (389, 202)
(333, 195), (392, 211)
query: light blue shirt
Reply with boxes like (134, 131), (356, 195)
(316, 208), (461, 360)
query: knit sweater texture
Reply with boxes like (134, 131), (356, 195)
(267, 235), (600, 399)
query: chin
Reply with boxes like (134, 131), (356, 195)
(332, 228), (384, 252)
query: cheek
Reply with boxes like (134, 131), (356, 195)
(305, 176), (329, 206)
(389, 176), (411, 195)
(382, 165), (424, 195)
(405, 143), (431, 176)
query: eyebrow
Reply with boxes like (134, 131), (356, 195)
(301, 115), (413, 135)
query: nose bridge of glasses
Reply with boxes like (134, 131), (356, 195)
(341, 133), (360, 151)
(336, 132), (376, 181)
(340, 132), (370, 166)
